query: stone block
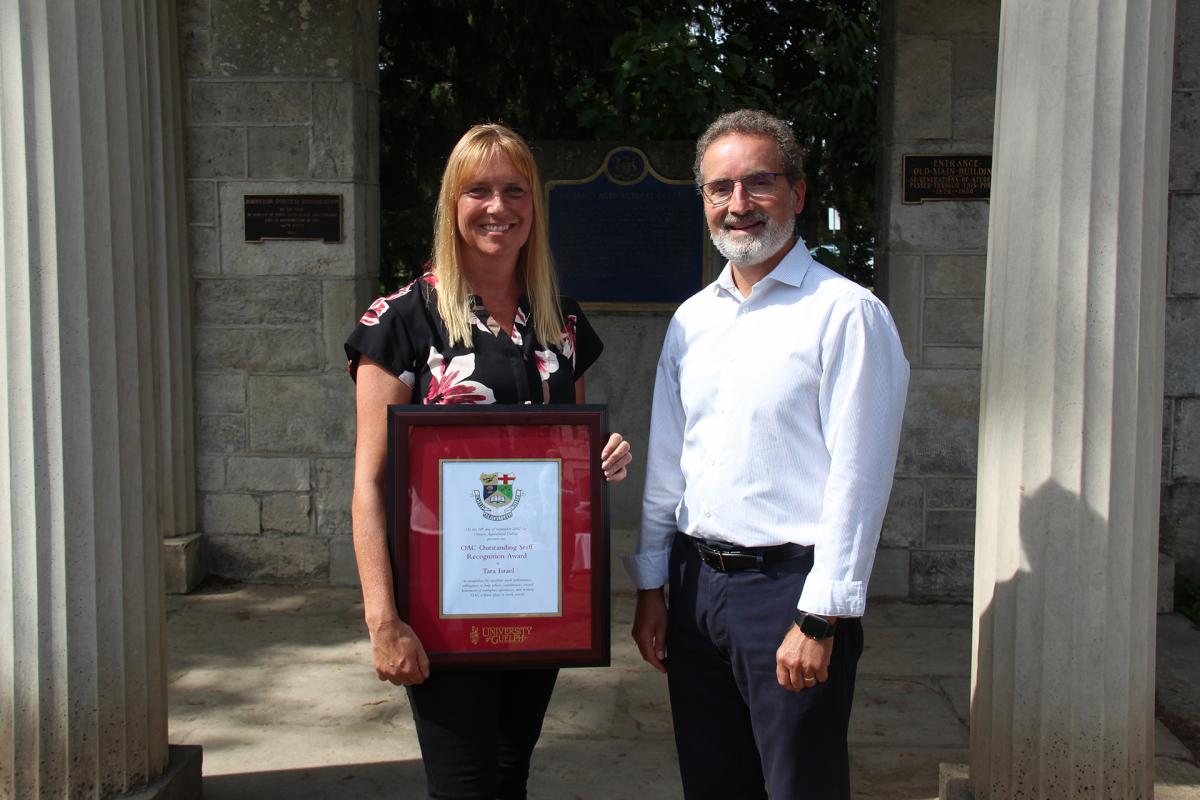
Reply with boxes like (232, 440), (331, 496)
(895, 0), (1000, 36)
(186, 180), (216, 224)
(194, 327), (322, 372)
(1172, 398), (1200, 480)
(188, 225), (218, 275)
(925, 510), (976, 546)
(911, 550), (974, 599)
(1171, 90), (1200, 192)
(316, 457), (353, 536)
(868, 548), (911, 598)
(323, 280), (358, 371)
(923, 298), (984, 346)
(1159, 553), (1175, 614)
(925, 254), (986, 296)
(197, 414), (245, 454)
(1165, 298), (1200, 395)
(205, 533), (329, 582)
(179, 0), (211, 27)
(954, 37), (998, 92)
(211, 0), (355, 78)
(1161, 482), (1200, 578)
(218, 181), (358, 276)
(249, 374), (355, 453)
(329, 535), (360, 587)
(953, 92), (995, 140)
(196, 456), (224, 491)
(311, 82), (357, 179)
(202, 492), (259, 534)
(923, 346), (981, 367)
(1168, 192), (1200, 296)
(188, 82), (310, 125)
(1177, 0), (1200, 90)
(893, 39), (953, 139)
(247, 126), (310, 179)
(226, 456), (311, 492)
(185, 125), (244, 179)
(163, 534), (207, 594)
(881, 477), (924, 547)
(125, 744), (203, 800)
(194, 371), (245, 414)
(883, 254), (923, 363)
(181, 27), (211, 77)
(899, 369), (981, 476)
(193, 278), (322, 325)
(927, 477), (976, 509)
(939, 762), (972, 800)
(365, 87), (379, 179)
(262, 494), (312, 534)
(1164, 397), (1173, 483)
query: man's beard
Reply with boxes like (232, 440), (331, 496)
(711, 210), (795, 267)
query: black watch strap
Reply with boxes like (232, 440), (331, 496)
(794, 610), (836, 640)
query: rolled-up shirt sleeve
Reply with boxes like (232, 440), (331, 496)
(796, 298), (909, 617)
(621, 319), (686, 589)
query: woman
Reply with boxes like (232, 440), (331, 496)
(345, 124), (632, 799)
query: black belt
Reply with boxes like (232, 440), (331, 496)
(691, 538), (811, 572)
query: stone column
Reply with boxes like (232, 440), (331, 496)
(0, 1), (196, 797)
(965, 1), (1175, 798)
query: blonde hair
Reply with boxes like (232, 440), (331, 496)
(431, 124), (563, 349)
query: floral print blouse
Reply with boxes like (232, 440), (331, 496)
(345, 273), (603, 405)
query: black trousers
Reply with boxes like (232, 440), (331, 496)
(666, 533), (864, 799)
(405, 668), (558, 800)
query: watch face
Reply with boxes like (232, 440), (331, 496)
(799, 613), (834, 640)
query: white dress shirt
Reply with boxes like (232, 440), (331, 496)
(622, 239), (909, 617)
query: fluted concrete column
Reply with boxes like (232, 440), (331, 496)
(967, 2), (1175, 798)
(1, 1), (195, 798)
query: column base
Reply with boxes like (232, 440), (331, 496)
(939, 762), (973, 800)
(124, 744), (203, 800)
(163, 534), (207, 594)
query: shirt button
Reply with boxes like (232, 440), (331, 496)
(705, 511), (712, 518)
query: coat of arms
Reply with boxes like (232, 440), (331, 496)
(479, 472), (516, 510)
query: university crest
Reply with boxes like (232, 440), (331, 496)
(473, 471), (524, 520)
(479, 472), (516, 510)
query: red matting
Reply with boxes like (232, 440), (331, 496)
(388, 406), (610, 668)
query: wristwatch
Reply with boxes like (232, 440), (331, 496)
(794, 610), (836, 640)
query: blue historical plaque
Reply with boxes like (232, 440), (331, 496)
(546, 147), (708, 306)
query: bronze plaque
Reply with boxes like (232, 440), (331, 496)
(902, 155), (991, 203)
(244, 194), (343, 242)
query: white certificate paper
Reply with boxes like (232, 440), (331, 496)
(439, 460), (562, 617)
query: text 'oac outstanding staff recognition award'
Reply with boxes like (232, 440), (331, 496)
(440, 461), (561, 618)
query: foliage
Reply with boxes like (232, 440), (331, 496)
(1178, 574), (1200, 626)
(378, 0), (880, 287)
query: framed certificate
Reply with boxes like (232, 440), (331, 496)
(387, 405), (610, 668)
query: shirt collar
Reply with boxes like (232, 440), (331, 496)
(712, 236), (813, 298)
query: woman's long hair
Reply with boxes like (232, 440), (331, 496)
(431, 124), (563, 349)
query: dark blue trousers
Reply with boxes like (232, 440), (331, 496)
(666, 533), (864, 799)
(406, 668), (558, 800)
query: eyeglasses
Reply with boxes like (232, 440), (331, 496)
(698, 172), (787, 206)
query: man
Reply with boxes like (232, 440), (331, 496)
(624, 109), (909, 799)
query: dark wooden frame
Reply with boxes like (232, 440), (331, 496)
(387, 404), (610, 668)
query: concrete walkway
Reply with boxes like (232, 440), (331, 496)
(167, 585), (1200, 799)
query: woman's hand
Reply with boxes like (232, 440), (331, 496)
(602, 433), (633, 483)
(368, 619), (431, 686)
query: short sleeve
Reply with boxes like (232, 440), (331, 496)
(344, 285), (421, 387)
(562, 297), (603, 377)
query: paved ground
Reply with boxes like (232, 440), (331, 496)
(167, 585), (1200, 799)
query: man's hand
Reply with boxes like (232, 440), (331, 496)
(369, 619), (430, 686)
(632, 587), (668, 673)
(775, 622), (835, 692)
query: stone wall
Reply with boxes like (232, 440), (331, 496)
(875, 0), (1000, 598)
(1165, 0), (1200, 580)
(180, 0), (379, 582)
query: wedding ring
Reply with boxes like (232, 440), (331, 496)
(802, 674), (816, 682)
